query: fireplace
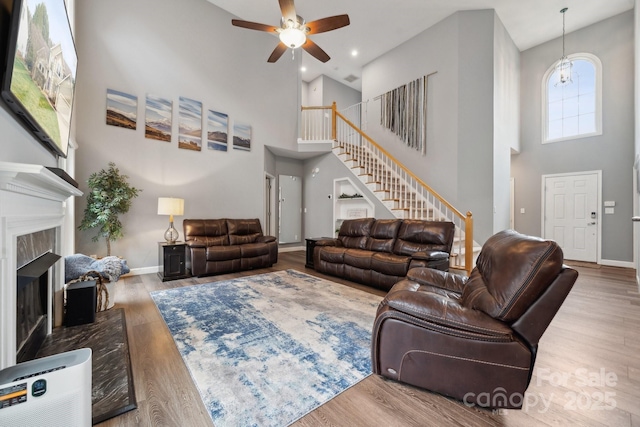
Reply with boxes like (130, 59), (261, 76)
(0, 162), (82, 369)
(16, 243), (60, 363)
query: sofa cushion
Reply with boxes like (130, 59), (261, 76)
(344, 248), (373, 270)
(461, 230), (564, 323)
(366, 219), (401, 253)
(344, 265), (372, 285)
(371, 270), (405, 291)
(338, 218), (375, 249)
(393, 220), (455, 256)
(240, 242), (271, 258)
(206, 245), (241, 261)
(318, 246), (347, 263)
(371, 252), (411, 277)
(184, 219), (229, 246)
(227, 218), (263, 245)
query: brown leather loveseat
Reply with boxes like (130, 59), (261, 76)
(183, 218), (277, 276)
(313, 218), (455, 291)
(371, 229), (578, 409)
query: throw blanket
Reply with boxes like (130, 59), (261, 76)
(65, 254), (130, 283)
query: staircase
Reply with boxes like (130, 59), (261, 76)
(301, 102), (477, 274)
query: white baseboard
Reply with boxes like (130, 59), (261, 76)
(599, 259), (634, 269)
(279, 246), (305, 253)
(128, 265), (160, 276)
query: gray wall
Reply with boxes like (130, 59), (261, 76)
(361, 10), (517, 243)
(306, 76), (324, 106)
(304, 74), (361, 110)
(302, 153), (394, 239)
(321, 75), (361, 111)
(362, 13), (459, 210)
(456, 10), (495, 242)
(74, 0), (299, 267)
(513, 11), (634, 262)
(493, 13), (520, 231)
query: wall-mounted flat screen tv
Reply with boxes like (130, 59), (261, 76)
(1, 0), (77, 158)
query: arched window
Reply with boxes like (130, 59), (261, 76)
(542, 53), (602, 143)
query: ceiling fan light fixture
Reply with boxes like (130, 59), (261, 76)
(231, 0), (349, 63)
(280, 27), (306, 49)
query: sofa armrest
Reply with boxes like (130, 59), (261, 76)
(383, 282), (513, 339)
(411, 250), (449, 261)
(406, 267), (467, 294)
(185, 240), (207, 248)
(314, 238), (341, 247)
(256, 235), (276, 243)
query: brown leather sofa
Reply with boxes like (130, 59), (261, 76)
(371, 229), (578, 409)
(313, 218), (455, 291)
(183, 218), (277, 276)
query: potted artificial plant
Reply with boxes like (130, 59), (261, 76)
(79, 162), (141, 257)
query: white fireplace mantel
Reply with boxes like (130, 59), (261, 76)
(0, 161), (82, 369)
(0, 161), (82, 202)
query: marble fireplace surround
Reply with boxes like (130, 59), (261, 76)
(0, 162), (82, 369)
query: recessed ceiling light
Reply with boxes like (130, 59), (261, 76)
(351, 50), (358, 57)
(300, 66), (307, 72)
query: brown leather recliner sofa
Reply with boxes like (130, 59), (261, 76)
(183, 218), (277, 276)
(371, 229), (578, 409)
(313, 218), (455, 291)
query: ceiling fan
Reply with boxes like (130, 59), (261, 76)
(231, 0), (350, 63)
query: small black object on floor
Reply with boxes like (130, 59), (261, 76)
(36, 308), (137, 424)
(65, 279), (97, 326)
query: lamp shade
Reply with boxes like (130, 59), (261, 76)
(157, 197), (184, 216)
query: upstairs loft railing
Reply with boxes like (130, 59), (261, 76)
(301, 102), (474, 274)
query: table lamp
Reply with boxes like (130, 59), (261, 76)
(157, 197), (184, 243)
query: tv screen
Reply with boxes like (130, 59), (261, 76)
(1, 0), (77, 158)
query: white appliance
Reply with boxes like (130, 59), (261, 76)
(0, 348), (92, 427)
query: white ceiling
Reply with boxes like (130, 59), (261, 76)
(207, 0), (634, 91)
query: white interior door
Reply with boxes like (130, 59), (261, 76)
(543, 172), (599, 262)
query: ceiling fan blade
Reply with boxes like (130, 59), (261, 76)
(268, 42), (289, 63)
(302, 39), (330, 63)
(231, 19), (278, 33)
(306, 14), (350, 34)
(279, 0), (297, 22)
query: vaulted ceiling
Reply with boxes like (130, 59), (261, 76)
(208, 0), (634, 91)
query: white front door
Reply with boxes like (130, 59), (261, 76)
(543, 172), (599, 262)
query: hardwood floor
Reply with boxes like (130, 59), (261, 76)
(98, 252), (640, 427)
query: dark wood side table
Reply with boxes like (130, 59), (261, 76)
(158, 242), (190, 281)
(305, 237), (332, 269)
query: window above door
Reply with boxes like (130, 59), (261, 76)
(542, 53), (602, 144)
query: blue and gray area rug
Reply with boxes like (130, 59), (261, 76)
(150, 269), (382, 426)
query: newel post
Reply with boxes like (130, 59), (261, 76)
(465, 211), (474, 275)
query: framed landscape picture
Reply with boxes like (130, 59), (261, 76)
(233, 122), (251, 152)
(207, 109), (228, 151)
(145, 94), (172, 142)
(106, 89), (137, 130)
(178, 96), (202, 151)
